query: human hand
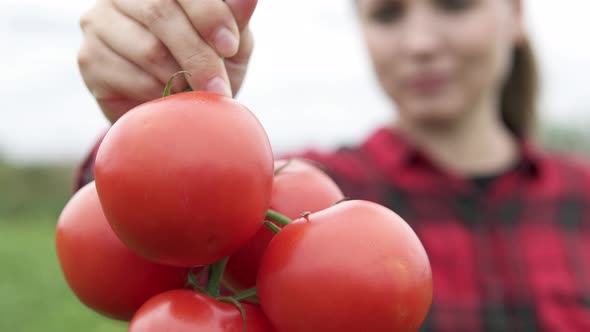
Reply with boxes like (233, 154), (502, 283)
(78, 0), (257, 123)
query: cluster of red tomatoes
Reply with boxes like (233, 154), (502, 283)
(55, 82), (433, 331)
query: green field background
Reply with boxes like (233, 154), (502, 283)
(0, 161), (126, 331)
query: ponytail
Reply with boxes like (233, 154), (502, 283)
(500, 39), (539, 137)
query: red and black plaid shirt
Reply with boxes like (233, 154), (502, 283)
(77, 126), (590, 332)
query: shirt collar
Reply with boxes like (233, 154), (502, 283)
(517, 137), (542, 178)
(362, 126), (542, 179)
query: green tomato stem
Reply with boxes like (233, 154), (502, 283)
(266, 209), (292, 226)
(206, 257), (229, 297)
(163, 71), (191, 97)
(186, 266), (203, 287)
(333, 197), (350, 206)
(274, 158), (294, 175)
(264, 221), (282, 234)
(232, 287), (257, 301)
(218, 296), (248, 332)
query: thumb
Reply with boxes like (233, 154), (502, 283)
(226, 26), (254, 95)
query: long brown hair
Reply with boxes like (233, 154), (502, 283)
(500, 39), (539, 138)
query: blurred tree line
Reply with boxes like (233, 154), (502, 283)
(539, 123), (590, 154)
(1, 122), (589, 223)
(0, 159), (73, 222)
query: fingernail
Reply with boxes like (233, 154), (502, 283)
(206, 76), (232, 97)
(214, 27), (238, 57)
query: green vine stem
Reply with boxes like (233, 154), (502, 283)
(218, 296), (248, 332)
(186, 266), (208, 293)
(266, 209), (292, 226)
(274, 158), (294, 175)
(264, 221), (282, 234)
(206, 257), (229, 297)
(333, 197), (350, 206)
(231, 287), (257, 301)
(163, 71), (191, 97)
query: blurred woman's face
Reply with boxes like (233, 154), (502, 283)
(357, 0), (524, 126)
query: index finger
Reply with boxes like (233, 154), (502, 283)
(115, 0), (231, 96)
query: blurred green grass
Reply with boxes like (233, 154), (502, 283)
(0, 161), (126, 331)
(0, 221), (127, 332)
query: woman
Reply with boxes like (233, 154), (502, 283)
(76, 0), (590, 330)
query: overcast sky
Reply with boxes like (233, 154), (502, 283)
(1, 0), (589, 164)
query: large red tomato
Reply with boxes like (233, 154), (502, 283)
(55, 182), (190, 321)
(257, 200), (432, 331)
(129, 290), (274, 332)
(94, 91), (274, 267)
(223, 159), (344, 293)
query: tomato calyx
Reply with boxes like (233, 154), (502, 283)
(217, 286), (259, 331)
(206, 258), (252, 332)
(185, 258), (229, 299)
(179, 208), (293, 326)
(184, 257), (253, 330)
(186, 266), (208, 293)
(184, 208), (294, 296)
(219, 296), (248, 331)
(225, 287), (258, 302)
(221, 277), (254, 329)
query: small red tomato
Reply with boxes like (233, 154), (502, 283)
(223, 159), (344, 293)
(257, 200), (432, 332)
(94, 91), (274, 267)
(55, 182), (190, 321)
(129, 289), (274, 332)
